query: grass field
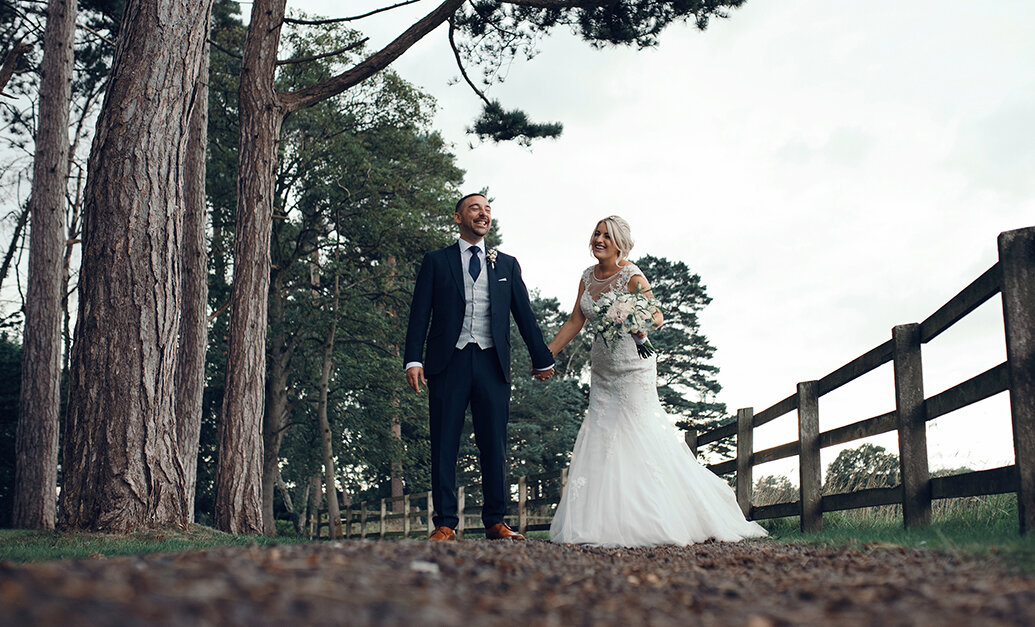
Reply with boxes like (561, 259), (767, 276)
(3, 495), (1033, 570)
(0, 524), (300, 563)
(759, 493), (1035, 572)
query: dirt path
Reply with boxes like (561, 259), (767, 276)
(2, 539), (1033, 625)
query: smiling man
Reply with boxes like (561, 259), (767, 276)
(404, 192), (555, 541)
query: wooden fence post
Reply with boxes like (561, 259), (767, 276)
(736, 408), (754, 518)
(685, 429), (698, 458)
(456, 487), (465, 540)
(518, 476), (527, 535)
(1000, 226), (1035, 534)
(894, 322), (931, 528)
(427, 491), (434, 537)
(798, 381), (822, 532)
(360, 501), (367, 540)
(379, 498), (386, 539)
(346, 505), (353, 539)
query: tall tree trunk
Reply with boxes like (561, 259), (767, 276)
(60, 0), (213, 532)
(295, 478), (309, 535)
(308, 472), (321, 539)
(318, 276), (342, 540)
(390, 413), (404, 513)
(214, 0), (287, 535)
(174, 40), (210, 523)
(261, 274), (290, 535)
(13, 0), (76, 530)
(381, 256), (404, 513)
(275, 468), (293, 515)
(216, 0), (464, 533)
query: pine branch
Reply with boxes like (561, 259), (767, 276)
(208, 37), (241, 60)
(279, 0), (466, 114)
(448, 17), (490, 106)
(498, 0), (616, 8)
(283, 0), (422, 26)
(0, 40), (31, 96)
(276, 38), (368, 66)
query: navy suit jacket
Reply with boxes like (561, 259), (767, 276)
(404, 243), (553, 383)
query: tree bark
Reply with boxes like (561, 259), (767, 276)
(13, 0), (76, 530)
(317, 276), (343, 540)
(217, 0), (462, 532)
(296, 479), (309, 535)
(214, 0), (287, 534)
(174, 40), (210, 523)
(261, 274), (291, 535)
(385, 257), (404, 513)
(308, 473), (322, 538)
(60, 0), (213, 532)
(390, 413), (404, 513)
(275, 468), (294, 515)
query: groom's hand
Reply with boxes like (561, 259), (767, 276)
(406, 366), (426, 393)
(530, 367), (554, 381)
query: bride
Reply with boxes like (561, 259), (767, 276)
(547, 216), (767, 546)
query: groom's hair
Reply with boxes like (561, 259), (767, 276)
(455, 192), (487, 214)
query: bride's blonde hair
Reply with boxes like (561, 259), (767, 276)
(591, 216), (634, 260)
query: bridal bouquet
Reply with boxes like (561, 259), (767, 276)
(592, 289), (661, 358)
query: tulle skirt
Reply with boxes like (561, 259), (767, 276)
(549, 340), (767, 547)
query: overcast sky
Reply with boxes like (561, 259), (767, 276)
(267, 2), (1035, 478)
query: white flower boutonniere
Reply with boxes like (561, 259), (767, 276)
(486, 248), (498, 269)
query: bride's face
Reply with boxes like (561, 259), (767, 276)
(590, 222), (619, 263)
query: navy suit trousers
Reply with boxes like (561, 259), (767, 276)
(428, 344), (510, 529)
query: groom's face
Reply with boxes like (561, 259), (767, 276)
(455, 195), (492, 242)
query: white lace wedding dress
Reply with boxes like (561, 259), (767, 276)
(549, 263), (767, 546)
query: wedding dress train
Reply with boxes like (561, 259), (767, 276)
(549, 263), (767, 547)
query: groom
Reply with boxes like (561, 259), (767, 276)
(404, 193), (555, 541)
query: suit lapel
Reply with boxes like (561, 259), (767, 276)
(446, 242), (464, 297)
(486, 255), (499, 308)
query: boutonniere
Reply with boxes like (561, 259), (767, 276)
(486, 248), (498, 269)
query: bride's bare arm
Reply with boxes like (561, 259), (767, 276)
(628, 275), (664, 329)
(547, 279), (588, 356)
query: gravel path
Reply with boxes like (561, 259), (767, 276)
(2, 539), (1034, 626)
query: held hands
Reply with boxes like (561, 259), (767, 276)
(530, 366), (555, 382)
(406, 366), (427, 393)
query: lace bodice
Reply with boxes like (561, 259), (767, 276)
(580, 263), (644, 321)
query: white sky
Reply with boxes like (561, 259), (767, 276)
(291, 0), (1035, 479)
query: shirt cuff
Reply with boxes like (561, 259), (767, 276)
(534, 363), (555, 372)
(634, 335), (647, 346)
(405, 362), (423, 371)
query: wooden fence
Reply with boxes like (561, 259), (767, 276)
(686, 226), (1035, 533)
(315, 470), (569, 539)
(317, 226), (1034, 538)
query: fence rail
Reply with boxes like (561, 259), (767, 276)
(315, 226), (1034, 538)
(686, 226), (1034, 534)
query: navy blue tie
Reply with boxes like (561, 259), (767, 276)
(468, 247), (481, 280)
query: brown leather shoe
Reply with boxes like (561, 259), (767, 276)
(429, 526), (456, 541)
(485, 522), (524, 540)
